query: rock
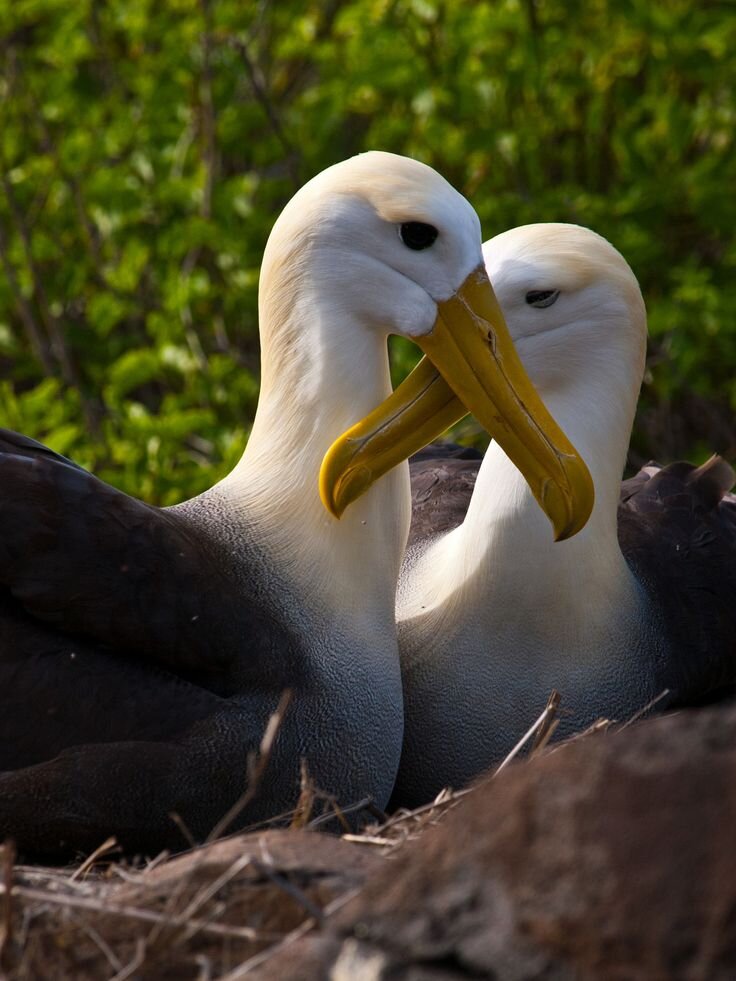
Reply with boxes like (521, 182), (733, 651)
(261, 703), (736, 980)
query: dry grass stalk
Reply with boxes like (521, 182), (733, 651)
(109, 936), (146, 981)
(173, 852), (255, 941)
(351, 786), (478, 857)
(217, 915), (318, 981)
(6, 884), (269, 942)
(115, 689), (296, 970)
(531, 691), (562, 756)
(289, 759), (316, 829)
(69, 837), (119, 881)
(495, 689), (561, 775)
(619, 688), (671, 729)
(249, 858), (325, 924)
(207, 688), (294, 843)
(0, 840), (15, 969)
(307, 795), (378, 830)
(77, 922), (123, 974)
(216, 885), (364, 980)
(341, 835), (396, 847)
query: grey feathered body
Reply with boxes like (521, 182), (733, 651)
(390, 446), (736, 810)
(0, 430), (402, 857)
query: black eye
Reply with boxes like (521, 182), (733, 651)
(526, 289), (559, 309)
(399, 222), (439, 251)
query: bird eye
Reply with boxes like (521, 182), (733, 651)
(399, 222), (439, 251)
(525, 289), (560, 308)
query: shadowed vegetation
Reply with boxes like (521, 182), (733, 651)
(1, 0), (734, 502)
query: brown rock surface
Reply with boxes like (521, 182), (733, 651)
(260, 704), (736, 980)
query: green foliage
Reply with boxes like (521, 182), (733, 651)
(0, 0), (734, 502)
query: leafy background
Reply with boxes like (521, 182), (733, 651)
(1, 0), (734, 504)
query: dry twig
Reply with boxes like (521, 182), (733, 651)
(2, 884), (272, 943)
(495, 689), (561, 775)
(0, 841), (15, 969)
(207, 688), (294, 844)
(70, 836), (119, 881)
(619, 688), (670, 730)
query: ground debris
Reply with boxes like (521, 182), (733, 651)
(0, 829), (382, 980)
(1, 690), (692, 980)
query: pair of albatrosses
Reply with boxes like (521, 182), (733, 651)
(0, 154), (590, 856)
(332, 223), (736, 809)
(2, 156), (734, 855)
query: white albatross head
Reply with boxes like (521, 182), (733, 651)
(476, 223), (647, 520)
(482, 223), (647, 405)
(260, 151), (485, 350)
(316, 167), (595, 539)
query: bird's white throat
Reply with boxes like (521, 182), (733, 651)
(217, 277), (411, 635)
(398, 324), (646, 652)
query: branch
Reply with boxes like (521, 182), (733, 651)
(0, 216), (55, 374)
(229, 37), (301, 189)
(36, 116), (105, 272)
(206, 689), (294, 843)
(199, 0), (216, 225)
(1, 171), (101, 433)
(177, 0), (220, 369)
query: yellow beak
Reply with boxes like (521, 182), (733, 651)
(320, 263), (594, 541)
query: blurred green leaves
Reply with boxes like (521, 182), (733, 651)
(0, 0), (734, 503)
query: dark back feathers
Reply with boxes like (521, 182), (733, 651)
(618, 457), (736, 701)
(408, 443), (482, 548)
(0, 428), (293, 690)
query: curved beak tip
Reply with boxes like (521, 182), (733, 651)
(553, 522), (575, 544)
(546, 459), (595, 543)
(319, 440), (352, 519)
(319, 442), (376, 520)
(322, 497), (343, 520)
(319, 477), (344, 520)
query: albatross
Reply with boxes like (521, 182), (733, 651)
(323, 222), (736, 809)
(0, 160), (590, 856)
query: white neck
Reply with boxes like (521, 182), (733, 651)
(217, 278), (410, 634)
(399, 324), (644, 644)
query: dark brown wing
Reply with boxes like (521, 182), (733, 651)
(0, 600), (295, 856)
(619, 457), (736, 701)
(0, 585), (272, 856)
(0, 590), (229, 766)
(0, 431), (305, 856)
(408, 443), (480, 548)
(0, 428), (287, 683)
